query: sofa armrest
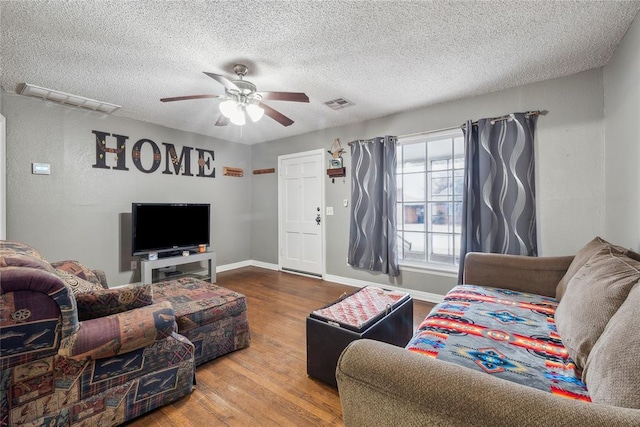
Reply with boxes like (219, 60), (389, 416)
(58, 301), (176, 360)
(336, 340), (640, 426)
(75, 283), (153, 320)
(463, 252), (573, 297)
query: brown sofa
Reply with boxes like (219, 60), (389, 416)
(336, 237), (640, 426)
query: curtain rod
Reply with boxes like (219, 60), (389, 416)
(347, 110), (545, 146)
(461, 110), (544, 129)
(347, 125), (461, 146)
(399, 125), (462, 139)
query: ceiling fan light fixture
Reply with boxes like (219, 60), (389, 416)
(229, 108), (246, 126)
(246, 103), (264, 122)
(219, 99), (237, 118)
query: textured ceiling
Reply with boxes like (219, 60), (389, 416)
(1, 1), (639, 144)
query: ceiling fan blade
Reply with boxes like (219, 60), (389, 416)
(215, 115), (230, 126)
(256, 91), (309, 103)
(259, 103), (294, 127)
(160, 94), (221, 102)
(203, 71), (239, 91)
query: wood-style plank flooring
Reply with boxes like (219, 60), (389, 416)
(128, 267), (435, 426)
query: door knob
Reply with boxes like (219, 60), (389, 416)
(316, 214), (321, 225)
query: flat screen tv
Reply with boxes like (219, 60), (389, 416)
(132, 203), (210, 256)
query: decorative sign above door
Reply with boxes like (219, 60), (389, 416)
(91, 130), (216, 178)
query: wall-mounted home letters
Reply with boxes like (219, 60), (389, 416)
(91, 130), (216, 178)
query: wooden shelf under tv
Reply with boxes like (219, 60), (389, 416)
(140, 251), (216, 284)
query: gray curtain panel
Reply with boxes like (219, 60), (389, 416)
(348, 135), (399, 276)
(458, 113), (538, 283)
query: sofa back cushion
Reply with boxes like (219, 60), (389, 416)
(555, 246), (640, 369)
(583, 282), (640, 408)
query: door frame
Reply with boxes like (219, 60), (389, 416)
(277, 149), (326, 278)
(0, 114), (5, 240)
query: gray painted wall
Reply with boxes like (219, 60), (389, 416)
(2, 65), (611, 296)
(3, 92), (252, 286)
(604, 14), (640, 250)
(252, 69), (606, 296)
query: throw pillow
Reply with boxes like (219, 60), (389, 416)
(555, 246), (640, 369)
(583, 282), (640, 408)
(75, 284), (154, 320)
(58, 301), (176, 360)
(556, 236), (636, 300)
(51, 260), (102, 286)
(55, 269), (104, 295)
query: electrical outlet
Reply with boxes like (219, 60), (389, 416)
(326, 207), (334, 215)
(130, 261), (137, 270)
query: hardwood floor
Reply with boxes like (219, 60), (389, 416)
(128, 267), (435, 426)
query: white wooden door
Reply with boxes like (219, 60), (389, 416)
(278, 150), (324, 276)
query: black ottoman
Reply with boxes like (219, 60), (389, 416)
(306, 286), (413, 387)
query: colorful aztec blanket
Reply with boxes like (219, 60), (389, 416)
(406, 285), (590, 402)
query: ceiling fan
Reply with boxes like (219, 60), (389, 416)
(160, 64), (309, 127)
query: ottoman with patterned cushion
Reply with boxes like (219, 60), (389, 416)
(306, 286), (413, 387)
(152, 277), (250, 366)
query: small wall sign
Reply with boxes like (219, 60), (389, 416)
(253, 168), (275, 175)
(223, 167), (243, 177)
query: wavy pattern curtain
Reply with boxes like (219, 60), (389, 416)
(458, 112), (538, 283)
(348, 135), (399, 276)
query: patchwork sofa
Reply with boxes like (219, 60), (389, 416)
(336, 237), (640, 426)
(0, 240), (249, 426)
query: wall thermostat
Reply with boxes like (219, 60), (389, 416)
(32, 163), (51, 175)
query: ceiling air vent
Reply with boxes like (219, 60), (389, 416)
(16, 83), (121, 114)
(324, 97), (355, 110)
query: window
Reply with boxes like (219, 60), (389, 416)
(397, 129), (464, 270)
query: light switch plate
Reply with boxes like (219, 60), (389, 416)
(326, 207), (334, 215)
(130, 261), (137, 270)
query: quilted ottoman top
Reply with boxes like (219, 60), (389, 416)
(312, 286), (409, 331)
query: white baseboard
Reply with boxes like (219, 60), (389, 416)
(249, 260), (280, 271)
(323, 273), (445, 304)
(216, 260), (279, 273)
(216, 262), (445, 304)
(216, 260), (252, 273)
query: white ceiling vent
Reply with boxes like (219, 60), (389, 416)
(324, 97), (355, 110)
(16, 83), (121, 114)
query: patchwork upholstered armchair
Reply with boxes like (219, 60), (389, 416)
(0, 241), (195, 426)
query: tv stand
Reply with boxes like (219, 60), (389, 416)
(141, 251), (216, 284)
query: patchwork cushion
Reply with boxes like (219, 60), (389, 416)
(583, 282), (640, 408)
(152, 277), (247, 333)
(58, 301), (176, 360)
(75, 284), (154, 320)
(51, 260), (103, 287)
(554, 246), (640, 369)
(406, 284), (590, 402)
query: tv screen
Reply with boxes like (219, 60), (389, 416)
(132, 203), (210, 256)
